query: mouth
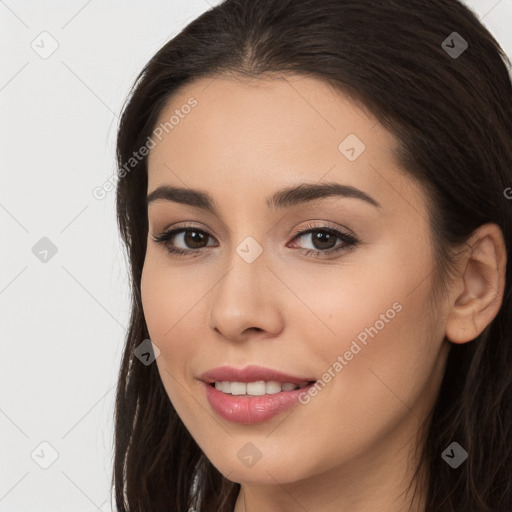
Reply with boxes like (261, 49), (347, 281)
(198, 365), (318, 423)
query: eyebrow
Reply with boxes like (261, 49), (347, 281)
(146, 181), (381, 212)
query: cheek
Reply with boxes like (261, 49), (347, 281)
(307, 234), (436, 363)
(279, 252), (409, 361)
(140, 257), (201, 374)
(140, 258), (203, 423)
(289, 270), (435, 403)
(273, 287), (440, 476)
(141, 253), (202, 343)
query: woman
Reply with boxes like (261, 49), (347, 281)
(112, 0), (512, 510)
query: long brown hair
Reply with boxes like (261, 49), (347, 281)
(112, 1), (512, 510)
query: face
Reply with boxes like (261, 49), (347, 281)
(141, 74), (451, 489)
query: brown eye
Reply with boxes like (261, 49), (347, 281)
(180, 229), (209, 249)
(302, 229), (339, 250)
(152, 226), (218, 256)
(288, 224), (359, 258)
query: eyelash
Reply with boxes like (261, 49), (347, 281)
(151, 222), (359, 259)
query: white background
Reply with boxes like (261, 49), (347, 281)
(0, 1), (511, 510)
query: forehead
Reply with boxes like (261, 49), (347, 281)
(149, 73), (393, 165)
(146, 74), (426, 218)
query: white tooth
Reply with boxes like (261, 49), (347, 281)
(216, 381), (305, 395)
(246, 381), (266, 396)
(230, 382), (247, 395)
(265, 381), (282, 394)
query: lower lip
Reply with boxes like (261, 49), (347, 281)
(202, 381), (316, 424)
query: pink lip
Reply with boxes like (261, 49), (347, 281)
(198, 365), (317, 424)
(198, 364), (315, 385)
(202, 382), (317, 424)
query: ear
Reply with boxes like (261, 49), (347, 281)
(445, 223), (507, 344)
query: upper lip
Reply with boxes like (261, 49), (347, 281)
(199, 365), (316, 384)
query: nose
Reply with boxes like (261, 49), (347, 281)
(208, 247), (284, 342)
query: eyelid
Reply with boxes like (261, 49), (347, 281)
(158, 220), (212, 234)
(290, 220), (356, 239)
(156, 219), (355, 238)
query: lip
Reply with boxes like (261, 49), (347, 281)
(198, 365), (317, 425)
(198, 364), (316, 385)
(202, 381), (317, 424)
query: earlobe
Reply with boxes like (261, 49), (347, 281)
(445, 223), (507, 344)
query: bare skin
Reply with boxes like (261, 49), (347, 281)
(141, 74), (506, 512)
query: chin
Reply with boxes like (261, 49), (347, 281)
(205, 448), (315, 486)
